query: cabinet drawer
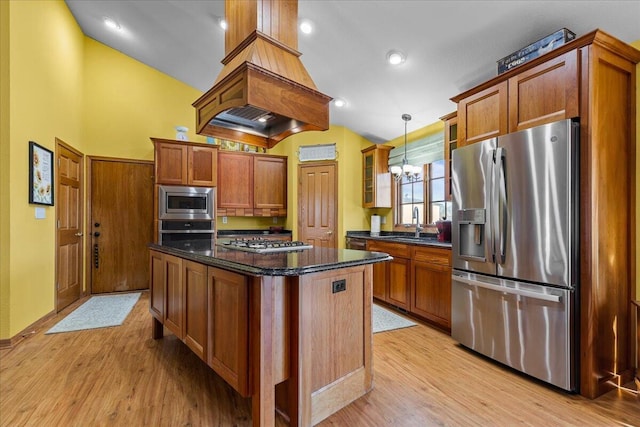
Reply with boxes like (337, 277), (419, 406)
(367, 240), (411, 258)
(412, 246), (451, 266)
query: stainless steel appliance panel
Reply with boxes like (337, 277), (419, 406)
(159, 233), (214, 251)
(451, 137), (496, 276)
(496, 120), (577, 288)
(158, 185), (214, 220)
(451, 271), (575, 391)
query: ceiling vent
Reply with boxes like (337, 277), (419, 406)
(193, 0), (332, 148)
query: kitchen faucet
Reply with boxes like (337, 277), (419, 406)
(413, 206), (422, 238)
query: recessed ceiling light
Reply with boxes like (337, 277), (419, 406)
(299, 19), (314, 35)
(386, 50), (406, 65)
(103, 17), (121, 31)
(333, 98), (347, 108)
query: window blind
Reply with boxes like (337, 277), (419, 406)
(388, 131), (444, 168)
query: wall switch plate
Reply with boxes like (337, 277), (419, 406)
(273, 217), (278, 224)
(332, 279), (346, 293)
(35, 207), (46, 219)
(222, 216), (227, 224)
(381, 216), (386, 224)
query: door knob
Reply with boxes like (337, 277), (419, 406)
(74, 232), (84, 237)
(93, 232), (101, 237)
(326, 230), (333, 235)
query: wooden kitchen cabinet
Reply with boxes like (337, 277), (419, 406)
(149, 250), (185, 338)
(455, 47), (579, 146)
(361, 145), (393, 208)
(507, 50), (579, 132)
(368, 238), (452, 330)
(440, 112), (457, 201)
(450, 30), (640, 398)
(411, 246), (452, 331)
(149, 250), (165, 322)
(207, 266), (249, 396)
(254, 155), (287, 211)
(152, 138), (218, 187)
(149, 253), (207, 353)
(457, 81), (508, 147)
(217, 151), (253, 210)
(367, 240), (410, 310)
(163, 253), (184, 339)
(149, 251), (250, 395)
(183, 260), (208, 360)
(217, 150), (287, 217)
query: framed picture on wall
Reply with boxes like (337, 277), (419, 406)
(29, 141), (54, 206)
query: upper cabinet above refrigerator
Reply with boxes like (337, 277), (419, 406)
(453, 49), (579, 147)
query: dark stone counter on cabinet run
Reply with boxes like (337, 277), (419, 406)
(346, 230), (452, 248)
(149, 242), (392, 277)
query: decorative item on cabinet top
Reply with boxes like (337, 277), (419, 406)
(497, 28), (575, 74)
(210, 138), (266, 153)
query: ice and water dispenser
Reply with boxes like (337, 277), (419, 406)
(457, 208), (486, 261)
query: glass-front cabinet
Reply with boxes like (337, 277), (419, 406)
(440, 112), (458, 202)
(361, 145), (393, 208)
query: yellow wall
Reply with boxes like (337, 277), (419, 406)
(0, 0), (11, 339)
(0, 0), (211, 339)
(82, 38), (206, 160)
(633, 39), (640, 301)
(2, 0), (85, 339)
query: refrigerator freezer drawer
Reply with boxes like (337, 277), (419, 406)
(451, 271), (575, 391)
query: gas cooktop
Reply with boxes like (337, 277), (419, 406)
(217, 238), (313, 253)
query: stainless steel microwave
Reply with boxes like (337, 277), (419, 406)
(158, 185), (214, 220)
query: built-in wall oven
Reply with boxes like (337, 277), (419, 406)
(158, 185), (214, 220)
(158, 185), (215, 251)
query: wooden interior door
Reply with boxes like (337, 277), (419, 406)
(297, 162), (337, 248)
(89, 158), (154, 293)
(55, 139), (84, 311)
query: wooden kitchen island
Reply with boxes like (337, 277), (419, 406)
(148, 243), (391, 426)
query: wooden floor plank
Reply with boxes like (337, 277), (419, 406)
(1, 292), (637, 426)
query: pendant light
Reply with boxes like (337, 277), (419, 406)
(390, 114), (421, 181)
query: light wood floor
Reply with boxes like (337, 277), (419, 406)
(1, 292), (638, 426)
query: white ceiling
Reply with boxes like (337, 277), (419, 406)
(65, 0), (640, 143)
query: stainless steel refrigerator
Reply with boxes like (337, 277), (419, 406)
(451, 118), (579, 391)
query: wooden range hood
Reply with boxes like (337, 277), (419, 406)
(193, 0), (331, 149)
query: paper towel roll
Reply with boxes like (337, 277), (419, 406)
(370, 215), (381, 236)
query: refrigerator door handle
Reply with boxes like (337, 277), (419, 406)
(496, 147), (507, 264)
(453, 274), (562, 303)
(488, 150), (496, 263)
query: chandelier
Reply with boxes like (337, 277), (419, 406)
(390, 114), (421, 181)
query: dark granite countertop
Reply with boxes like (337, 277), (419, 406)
(149, 242), (392, 277)
(346, 230), (452, 249)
